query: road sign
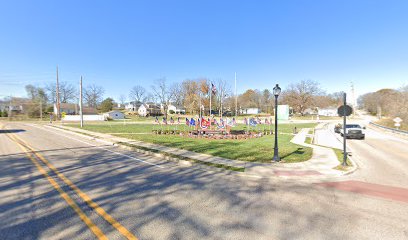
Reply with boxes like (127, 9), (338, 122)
(393, 117), (403, 123)
(337, 105), (353, 117)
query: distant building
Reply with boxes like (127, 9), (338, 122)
(318, 108), (338, 117)
(54, 103), (77, 115)
(54, 103), (97, 115)
(0, 98), (27, 114)
(167, 104), (186, 114)
(138, 104), (148, 117)
(125, 101), (143, 112)
(103, 111), (125, 120)
(240, 108), (261, 115)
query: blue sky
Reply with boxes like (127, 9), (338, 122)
(1, 0), (407, 100)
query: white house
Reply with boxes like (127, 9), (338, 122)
(125, 101), (143, 112)
(54, 103), (77, 115)
(167, 104), (186, 114)
(318, 108), (338, 117)
(240, 108), (260, 115)
(138, 104), (148, 117)
(103, 111), (125, 120)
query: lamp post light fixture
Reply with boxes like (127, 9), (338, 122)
(273, 84), (281, 162)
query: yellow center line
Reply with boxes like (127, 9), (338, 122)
(4, 131), (108, 240)
(6, 127), (138, 240)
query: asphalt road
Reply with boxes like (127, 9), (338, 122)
(1, 122), (408, 240)
(330, 122), (408, 188)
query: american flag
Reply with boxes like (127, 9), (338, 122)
(185, 117), (190, 126)
(249, 118), (257, 126)
(243, 117), (248, 125)
(211, 83), (217, 94)
(200, 118), (210, 129)
(220, 118), (224, 126)
(190, 118), (196, 126)
(154, 116), (159, 124)
(162, 117), (167, 125)
(265, 118), (270, 125)
(177, 117), (181, 124)
(170, 117), (174, 124)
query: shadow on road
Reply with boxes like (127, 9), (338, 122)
(0, 129), (25, 134)
(0, 144), (363, 239)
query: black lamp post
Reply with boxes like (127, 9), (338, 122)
(273, 84), (281, 162)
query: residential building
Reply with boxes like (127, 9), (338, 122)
(240, 108), (261, 115)
(103, 111), (125, 120)
(125, 101), (143, 112)
(54, 103), (97, 115)
(167, 104), (186, 114)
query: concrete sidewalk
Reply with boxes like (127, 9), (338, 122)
(47, 123), (353, 179)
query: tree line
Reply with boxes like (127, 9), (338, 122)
(3, 78), (369, 118)
(358, 86), (408, 122)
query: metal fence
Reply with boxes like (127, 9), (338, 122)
(369, 122), (408, 135)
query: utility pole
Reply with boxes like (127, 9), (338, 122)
(235, 72), (237, 117)
(199, 92), (202, 118)
(80, 76), (84, 128)
(56, 66), (61, 120)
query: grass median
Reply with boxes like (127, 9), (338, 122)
(66, 122), (316, 163)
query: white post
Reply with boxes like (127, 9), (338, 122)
(79, 76), (83, 128)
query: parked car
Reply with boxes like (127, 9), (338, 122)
(340, 124), (365, 140)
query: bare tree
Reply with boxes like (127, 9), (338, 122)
(281, 79), (322, 115)
(181, 79), (199, 114)
(46, 81), (77, 103)
(129, 85), (146, 103)
(84, 84), (104, 108)
(24, 85), (48, 117)
(170, 82), (184, 106)
(151, 78), (174, 118)
(118, 94), (127, 106)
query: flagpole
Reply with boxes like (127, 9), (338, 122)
(235, 72), (237, 118)
(199, 92), (202, 118)
(209, 84), (212, 117)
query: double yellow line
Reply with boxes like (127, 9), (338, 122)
(3, 126), (138, 240)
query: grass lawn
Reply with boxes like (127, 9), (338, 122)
(67, 122), (317, 163)
(332, 148), (353, 171)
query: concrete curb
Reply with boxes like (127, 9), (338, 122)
(325, 123), (359, 176)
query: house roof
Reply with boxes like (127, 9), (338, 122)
(82, 107), (97, 114)
(59, 103), (77, 109)
(106, 110), (124, 114)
